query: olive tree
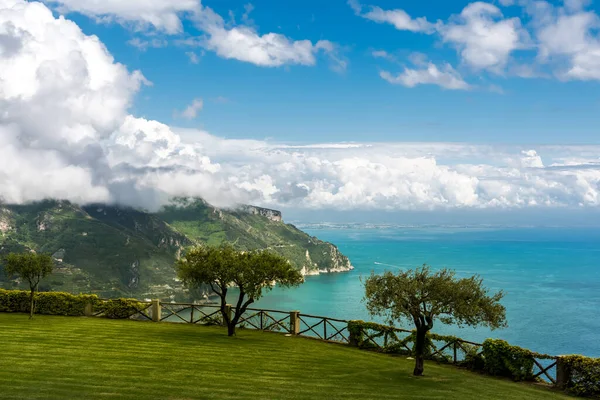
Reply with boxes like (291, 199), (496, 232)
(364, 265), (507, 376)
(3, 252), (54, 319)
(176, 244), (304, 336)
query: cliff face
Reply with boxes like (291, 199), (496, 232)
(238, 205), (282, 222)
(0, 198), (353, 300)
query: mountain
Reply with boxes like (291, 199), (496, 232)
(0, 198), (353, 300)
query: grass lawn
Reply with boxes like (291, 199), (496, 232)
(0, 314), (574, 400)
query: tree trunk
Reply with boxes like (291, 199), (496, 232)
(413, 327), (427, 376)
(29, 288), (35, 319)
(227, 322), (236, 337)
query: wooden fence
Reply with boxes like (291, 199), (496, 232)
(87, 299), (563, 388)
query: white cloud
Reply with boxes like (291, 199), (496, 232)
(533, 4), (600, 81)
(185, 51), (200, 64)
(380, 62), (470, 90)
(192, 5), (342, 68)
(45, 0), (342, 70)
(4, 0), (600, 213)
(349, 0), (435, 33)
(127, 37), (168, 51)
(44, 0), (200, 34)
(372, 50), (391, 59)
(439, 2), (529, 72)
(179, 98), (204, 119)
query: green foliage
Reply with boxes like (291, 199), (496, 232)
(364, 265), (507, 331)
(0, 289), (144, 319)
(177, 244), (304, 302)
(560, 355), (600, 397)
(482, 339), (554, 381)
(363, 265), (507, 375)
(97, 298), (147, 319)
(0, 289), (98, 316)
(176, 243), (303, 335)
(3, 252), (54, 290)
(460, 343), (486, 371)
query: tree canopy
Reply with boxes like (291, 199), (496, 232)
(3, 252), (54, 318)
(364, 265), (506, 376)
(176, 243), (303, 336)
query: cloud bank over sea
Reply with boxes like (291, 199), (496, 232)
(1, 0), (600, 213)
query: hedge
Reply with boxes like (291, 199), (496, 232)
(0, 289), (147, 319)
(481, 339), (554, 381)
(560, 355), (600, 397)
(348, 320), (600, 397)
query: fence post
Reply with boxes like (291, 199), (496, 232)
(151, 299), (161, 322)
(223, 304), (232, 327)
(555, 357), (570, 390)
(290, 311), (300, 335)
(348, 321), (359, 347)
(453, 341), (458, 364)
(84, 302), (93, 317)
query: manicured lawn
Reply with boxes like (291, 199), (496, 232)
(0, 314), (573, 400)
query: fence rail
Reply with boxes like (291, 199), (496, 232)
(83, 299), (573, 391)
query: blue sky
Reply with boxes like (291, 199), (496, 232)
(2, 0), (600, 222)
(65, 0), (600, 144)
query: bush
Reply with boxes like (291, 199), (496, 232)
(97, 298), (147, 319)
(560, 355), (600, 397)
(481, 339), (555, 381)
(459, 343), (485, 371)
(0, 289), (146, 319)
(0, 289), (98, 316)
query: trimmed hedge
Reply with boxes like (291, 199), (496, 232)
(0, 289), (147, 319)
(0, 289), (98, 316)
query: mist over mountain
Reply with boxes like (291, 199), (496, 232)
(0, 198), (352, 300)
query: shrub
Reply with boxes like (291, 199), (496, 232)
(0, 289), (98, 316)
(0, 289), (146, 319)
(560, 355), (600, 397)
(97, 298), (147, 319)
(481, 339), (555, 381)
(459, 343), (485, 371)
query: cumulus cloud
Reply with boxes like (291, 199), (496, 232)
(44, 0), (200, 34)
(348, 0), (435, 33)
(531, 2), (600, 81)
(439, 2), (529, 72)
(360, 0), (600, 81)
(380, 62), (470, 90)
(46, 0), (342, 70)
(3, 0), (600, 213)
(190, 5), (343, 69)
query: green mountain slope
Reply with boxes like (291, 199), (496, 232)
(0, 199), (352, 300)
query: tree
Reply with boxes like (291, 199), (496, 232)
(3, 252), (54, 319)
(176, 244), (304, 336)
(364, 265), (507, 376)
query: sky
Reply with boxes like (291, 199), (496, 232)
(1, 0), (600, 224)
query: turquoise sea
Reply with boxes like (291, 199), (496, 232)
(252, 227), (600, 358)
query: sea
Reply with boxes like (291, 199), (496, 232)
(251, 226), (600, 358)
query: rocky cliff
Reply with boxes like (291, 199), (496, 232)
(0, 198), (353, 300)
